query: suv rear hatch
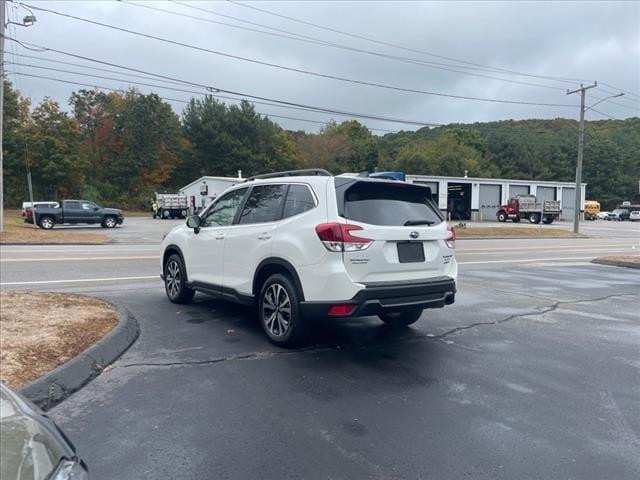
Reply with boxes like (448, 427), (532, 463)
(334, 179), (453, 284)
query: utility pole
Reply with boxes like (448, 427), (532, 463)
(1, 0), (5, 233)
(566, 82), (597, 234)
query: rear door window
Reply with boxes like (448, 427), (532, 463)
(283, 185), (315, 218)
(342, 181), (442, 226)
(238, 184), (287, 224)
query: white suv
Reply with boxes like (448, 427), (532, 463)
(160, 170), (457, 346)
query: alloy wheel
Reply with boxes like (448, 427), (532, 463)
(165, 260), (181, 299)
(262, 283), (291, 337)
(105, 217), (116, 228)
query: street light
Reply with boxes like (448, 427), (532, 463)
(587, 92), (624, 111)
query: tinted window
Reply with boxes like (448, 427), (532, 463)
(343, 182), (442, 226)
(239, 185), (287, 224)
(201, 188), (247, 227)
(65, 201), (80, 209)
(283, 185), (315, 218)
(81, 202), (96, 210)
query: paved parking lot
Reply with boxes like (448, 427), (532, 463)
(1, 221), (638, 479)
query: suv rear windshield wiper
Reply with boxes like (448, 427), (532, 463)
(404, 220), (435, 226)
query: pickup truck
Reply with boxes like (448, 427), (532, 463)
(497, 195), (561, 224)
(34, 199), (124, 229)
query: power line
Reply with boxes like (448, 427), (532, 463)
(11, 54), (588, 140)
(4, 36), (455, 127)
(10, 68), (584, 145)
(599, 82), (640, 100)
(226, 0), (594, 85)
(22, 3), (578, 108)
(587, 108), (624, 121)
(8, 70), (401, 133)
(123, 0), (568, 93)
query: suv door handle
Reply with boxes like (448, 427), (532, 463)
(257, 233), (271, 240)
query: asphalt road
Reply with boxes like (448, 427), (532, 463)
(1, 221), (638, 479)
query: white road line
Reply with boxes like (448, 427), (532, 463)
(1, 256), (157, 263)
(458, 256), (598, 265)
(0, 275), (158, 286)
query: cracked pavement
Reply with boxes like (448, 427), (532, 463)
(43, 262), (640, 480)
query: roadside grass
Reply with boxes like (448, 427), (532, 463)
(0, 291), (118, 389)
(456, 226), (583, 238)
(0, 210), (109, 244)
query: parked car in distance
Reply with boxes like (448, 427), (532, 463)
(0, 383), (88, 480)
(22, 201), (59, 223)
(161, 169), (457, 346)
(34, 200), (124, 230)
(596, 211), (610, 220)
(629, 211), (640, 222)
(605, 208), (630, 221)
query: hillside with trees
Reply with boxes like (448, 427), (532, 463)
(3, 81), (638, 210)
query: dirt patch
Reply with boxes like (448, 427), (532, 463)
(1, 210), (109, 244)
(0, 291), (118, 389)
(592, 255), (640, 269)
(456, 227), (582, 238)
(597, 255), (640, 264)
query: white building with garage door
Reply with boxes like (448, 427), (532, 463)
(406, 174), (586, 222)
(179, 175), (242, 212)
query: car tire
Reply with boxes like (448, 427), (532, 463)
(102, 216), (117, 228)
(259, 273), (307, 347)
(497, 212), (507, 222)
(529, 213), (540, 224)
(542, 216), (553, 224)
(38, 216), (55, 230)
(379, 308), (423, 328)
(164, 254), (195, 304)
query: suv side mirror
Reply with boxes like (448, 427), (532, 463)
(186, 215), (201, 233)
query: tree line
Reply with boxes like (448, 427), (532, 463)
(3, 81), (638, 210)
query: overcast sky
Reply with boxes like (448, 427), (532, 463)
(6, 0), (640, 133)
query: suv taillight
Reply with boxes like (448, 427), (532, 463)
(315, 223), (372, 252)
(445, 224), (456, 248)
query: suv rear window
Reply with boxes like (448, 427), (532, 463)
(342, 181), (442, 226)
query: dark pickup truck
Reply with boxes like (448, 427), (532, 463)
(34, 199), (124, 229)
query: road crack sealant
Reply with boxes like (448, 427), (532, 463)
(115, 293), (639, 370)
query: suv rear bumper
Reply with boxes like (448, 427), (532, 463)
(300, 276), (456, 318)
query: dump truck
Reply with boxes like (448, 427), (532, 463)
(154, 193), (188, 219)
(497, 195), (561, 224)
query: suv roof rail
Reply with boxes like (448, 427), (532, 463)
(245, 169), (332, 182)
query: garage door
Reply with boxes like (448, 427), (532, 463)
(537, 186), (555, 202)
(508, 185), (529, 198)
(561, 188), (575, 220)
(478, 184), (501, 221)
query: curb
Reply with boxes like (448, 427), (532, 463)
(20, 303), (140, 411)
(591, 258), (640, 270)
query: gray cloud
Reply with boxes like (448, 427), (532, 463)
(8, 0), (640, 133)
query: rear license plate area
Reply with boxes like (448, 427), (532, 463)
(397, 241), (425, 263)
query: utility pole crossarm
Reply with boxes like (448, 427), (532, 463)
(566, 82), (598, 235)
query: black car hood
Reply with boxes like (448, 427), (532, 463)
(103, 208), (123, 215)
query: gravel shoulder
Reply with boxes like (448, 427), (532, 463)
(0, 291), (118, 389)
